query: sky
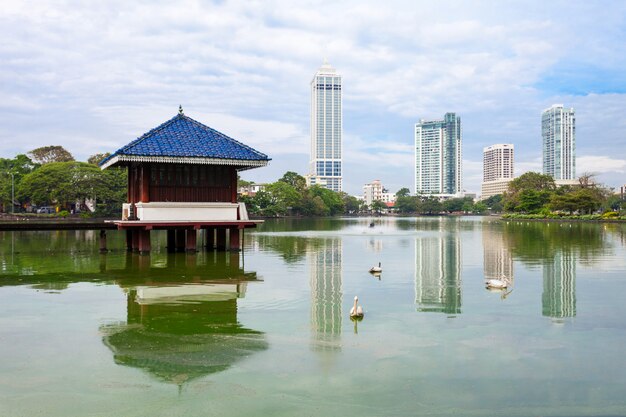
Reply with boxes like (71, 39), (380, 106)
(1, 0), (625, 196)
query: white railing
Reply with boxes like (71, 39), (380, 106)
(122, 202), (245, 222)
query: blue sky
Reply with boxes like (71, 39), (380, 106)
(1, 0), (625, 195)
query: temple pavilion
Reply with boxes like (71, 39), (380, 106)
(100, 107), (270, 253)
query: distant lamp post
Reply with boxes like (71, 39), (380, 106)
(7, 172), (15, 214)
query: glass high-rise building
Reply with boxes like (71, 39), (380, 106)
(308, 61), (342, 192)
(542, 104), (575, 180)
(414, 113), (462, 196)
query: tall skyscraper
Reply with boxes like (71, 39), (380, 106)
(307, 60), (342, 192)
(414, 113), (462, 197)
(481, 144), (514, 199)
(542, 104), (576, 180)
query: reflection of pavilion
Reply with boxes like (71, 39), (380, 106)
(309, 238), (342, 353)
(415, 234), (462, 314)
(99, 253), (267, 385)
(542, 251), (576, 318)
(482, 226), (514, 282)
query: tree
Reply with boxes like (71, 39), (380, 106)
(17, 161), (126, 213)
(420, 196), (442, 214)
(341, 193), (360, 214)
(481, 194), (503, 212)
(308, 185), (344, 215)
(370, 199), (387, 214)
(28, 146), (74, 164)
(395, 195), (418, 213)
(0, 154), (38, 211)
(87, 152), (111, 165)
(278, 171), (306, 192)
(396, 187), (411, 198)
(504, 172), (556, 213)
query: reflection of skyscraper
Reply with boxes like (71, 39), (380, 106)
(310, 238), (342, 351)
(482, 225), (513, 282)
(415, 234), (462, 314)
(542, 251), (576, 318)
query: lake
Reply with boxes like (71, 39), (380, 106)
(1, 217), (626, 416)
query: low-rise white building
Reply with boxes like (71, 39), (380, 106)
(363, 180), (397, 206)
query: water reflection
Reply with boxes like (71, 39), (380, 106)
(310, 238), (343, 356)
(482, 224), (514, 289)
(542, 250), (576, 319)
(414, 231), (462, 314)
(97, 252), (266, 385)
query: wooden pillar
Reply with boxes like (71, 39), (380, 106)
(138, 229), (151, 254)
(140, 165), (150, 203)
(186, 229), (197, 253)
(231, 168), (238, 203)
(126, 229), (133, 251)
(229, 227), (241, 251)
(99, 230), (107, 253)
(166, 229), (176, 253)
(216, 228), (227, 251)
(206, 227), (215, 249)
(175, 229), (186, 252)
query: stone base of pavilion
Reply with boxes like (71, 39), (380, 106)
(110, 220), (262, 254)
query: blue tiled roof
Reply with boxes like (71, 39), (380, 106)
(101, 113), (270, 166)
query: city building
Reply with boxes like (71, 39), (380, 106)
(363, 180), (396, 206)
(542, 104), (576, 181)
(481, 144), (514, 199)
(306, 60), (342, 192)
(414, 113), (462, 197)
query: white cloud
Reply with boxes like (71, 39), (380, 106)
(1, 0), (626, 194)
(578, 156), (626, 175)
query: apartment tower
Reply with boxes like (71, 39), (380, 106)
(307, 60), (342, 192)
(481, 144), (514, 199)
(542, 104), (575, 181)
(414, 113), (462, 197)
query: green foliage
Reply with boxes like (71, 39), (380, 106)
(395, 187), (411, 198)
(308, 185), (344, 215)
(370, 199), (387, 214)
(395, 195), (418, 213)
(503, 171), (612, 216)
(480, 194), (503, 212)
(278, 171), (306, 192)
(17, 161), (126, 215)
(341, 193), (360, 214)
(28, 146), (74, 164)
(87, 152), (111, 165)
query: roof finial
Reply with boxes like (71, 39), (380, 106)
(179, 105), (184, 115)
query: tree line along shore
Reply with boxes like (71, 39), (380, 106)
(1, 147), (624, 221)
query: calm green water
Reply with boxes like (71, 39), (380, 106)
(1, 217), (626, 416)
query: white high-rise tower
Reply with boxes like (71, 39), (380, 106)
(414, 113), (462, 197)
(307, 60), (342, 192)
(542, 104), (576, 180)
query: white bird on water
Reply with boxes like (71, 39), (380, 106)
(369, 262), (382, 273)
(485, 278), (508, 290)
(350, 296), (364, 318)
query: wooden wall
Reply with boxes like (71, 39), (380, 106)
(128, 163), (237, 203)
